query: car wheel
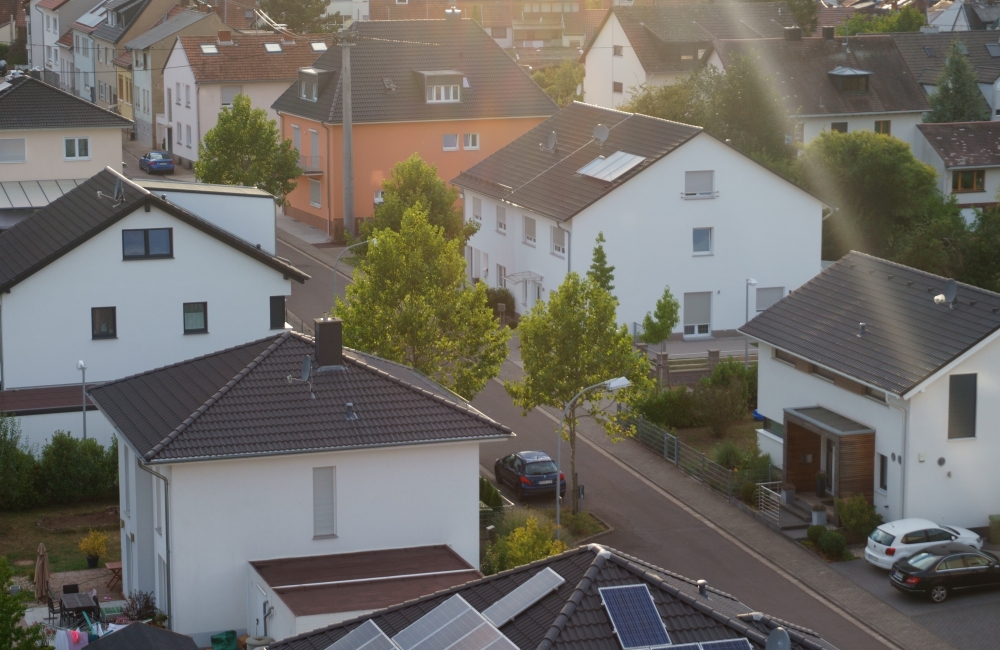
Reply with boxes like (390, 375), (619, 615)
(929, 585), (949, 603)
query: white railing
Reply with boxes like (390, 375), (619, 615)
(757, 481), (781, 525)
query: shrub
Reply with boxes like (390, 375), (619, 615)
(739, 480), (757, 506)
(633, 386), (702, 429)
(479, 476), (503, 508)
(121, 591), (160, 623)
(739, 441), (772, 476)
(482, 516), (566, 575)
(835, 494), (883, 542)
(818, 529), (847, 558)
(712, 440), (743, 470)
(492, 507), (533, 539)
(485, 286), (516, 323)
(807, 525), (826, 545)
(692, 377), (746, 438)
(38, 432), (118, 504)
(0, 413), (41, 511)
(560, 511), (604, 539)
(79, 530), (109, 558)
(0, 557), (48, 649)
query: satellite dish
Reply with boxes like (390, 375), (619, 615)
(301, 355), (312, 383)
(593, 124), (609, 144)
(765, 627), (791, 650)
(943, 279), (957, 304)
(546, 130), (557, 151)
(113, 177), (122, 201)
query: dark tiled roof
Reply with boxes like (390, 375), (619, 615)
(271, 19), (557, 124)
(0, 76), (133, 130)
(452, 102), (700, 222)
(740, 251), (1000, 396)
(271, 545), (836, 650)
(816, 6), (855, 27)
(177, 33), (334, 83)
(88, 622), (198, 649)
(0, 168), (308, 294)
(0, 385), (95, 416)
(93, 0), (152, 43)
(715, 35), (929, 117)
(971, 3), (1000, 26)
(917, 121), (1000, 168)
(88, 332), (513, 462)
(123, 9), (212, 51)
(893, 31), (1000, 85)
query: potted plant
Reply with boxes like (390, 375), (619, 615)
(811, 503), (827, 526)
(815, 472), (827, 498)
(79, 530), (108, 569)
(780, 483), (796, 505)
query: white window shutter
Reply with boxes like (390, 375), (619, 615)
(313, 467), (336, 536)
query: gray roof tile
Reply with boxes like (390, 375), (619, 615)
(0, 76), (133, 130)
(917, 120), (1000, 168)
(893, 30), (1000, 85)
(123, 9), (212, 50)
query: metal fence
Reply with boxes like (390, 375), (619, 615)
(757, 481), (782, 525)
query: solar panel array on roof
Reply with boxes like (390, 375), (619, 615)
(326, 620), (399, 650)
(701, 640), (753, 650)
(483, 567), (565, 627)
(393, 595), (517, 650)
(599, 585), (671, 649)
(577, 151), (647, 182)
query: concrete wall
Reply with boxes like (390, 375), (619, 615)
(0, 126), (123, 181)
(582, 12), (648, 108)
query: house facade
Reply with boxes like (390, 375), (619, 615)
(68, 0), (108, 103)
(27, 0), (94, 77)
(744, 252), (1000, 528)
(87, 323), (512, 645)
(916, 121), (1000, 222)
(453, 102), (825, 333)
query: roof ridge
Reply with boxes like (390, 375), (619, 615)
(846, 250), (1000, 297)
(536, 545), (610, 650)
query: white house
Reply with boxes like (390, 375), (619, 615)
(743, 251), (1000, 529)
(0, 167), (309, 449)
(27, 0), (95, 78)
(916, 121), (1000, 223)
(87, 320), (513, 645)
(67, 0), (107, 102)
(452, 102), (825, 336)
(928, 0), (971, 31)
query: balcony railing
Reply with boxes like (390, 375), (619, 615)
(300, 155), (324, 174)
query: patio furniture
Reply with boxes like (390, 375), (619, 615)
(46, 587), (63, 624)
(106, 561), (122, 590)
(61, 592), (99, 627)
(62, 583), (79, 594)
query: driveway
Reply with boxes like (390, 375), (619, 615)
(121, 132), (196, 182)
(831, 554), (1000, 650)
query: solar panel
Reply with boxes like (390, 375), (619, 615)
(483, 567), (565, 627)
(701, 640), (753, 650)
(325, 620), (400, 650)
(662, 645), (700, 650)
(393, 595), (518, 650)
(577, 151), (647, 182)
(599, 585), (671, 649)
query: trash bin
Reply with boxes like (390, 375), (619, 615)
(990, 515), (1000, 545)
(210, 630), (238, 650)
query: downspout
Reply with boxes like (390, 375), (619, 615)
(323, 122), (334, 238)
(135, 462), (172, 630)
(887, 399), (908, 519)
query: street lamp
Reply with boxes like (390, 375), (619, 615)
(77, 360), (87, 440)
(332, 238), (376, 307)
(555, 376), (631, 538)
(745, 278), (758, 369)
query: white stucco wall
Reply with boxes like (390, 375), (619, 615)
(582, 13), (648, 109)
(150, 188), (277, 254)
(798, 112), (926, 150)
(0, 126), (123, 181)
(162, 41), (198, 161)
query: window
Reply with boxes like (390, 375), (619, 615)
(811, 364), (837, 382)
(176, 122), (182, 144)
(683, 292), (711, 336)
(292, 125), (300, 152)
(300, 74), (319, 101)
(496, 205), (507, 233)
(831, 122), (848, 133)
(97, 45), (102, 62)
(91, 307), (117, 339)
(374, 190), (384, 205)
(264, 42), (282, 53)
(952, 169), (985, 193)
(426, 84), (460, 103)
(523, 216), (536, 245)
(612, 81), (623, 93)
(763, 417), (784, 440)
(901, 530), (927, 545)
(186, 125), (192, 147)
(692, 227), (712, 254)
(463, 133), (479, 150)
(926, 529), (953, 543)
(442, 134), (459, 150)
(866, 386), (886, 402)
(938, 556), (965, 571)
(266, 296), (286, 330)
(175, 82), (181, 104)
(45, 14), (50, 31)
(221, 85), (242, 107)
(309, 179), (322, 207)
(965, 554), (992, 568)
(874, 120), (891, 135)
(756, 286), (784, 311)
(313, 466), (337, 537)
(839, 76), (868, 93)
(878, 454), (888, 491)
(311, 42), (327, 52)
(613, 44), (623, 56)
(774, 348), (796, 365)
(497, 264), (507, 289)
(122, 228), (173, 259)
(948, 373), (977, 439)
(157, 555), (167, 612)
(183, 302), (208, 334)
(64, 137), (90, 160)
(793, 123), (804, 143)
(184, 84), (190, 107)
(491, 27), (506, 38)
(551, 227), (566, 256)
(98, 81), (105, 100)
(472, 197), (482, 222)
(0, 138), (26, 163)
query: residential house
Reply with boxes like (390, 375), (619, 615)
(161, 30), (332, 168)
(270, 544), (840, 650)
(917, 121), (1000, 221)
(742, 251), (1000, 528)
(26, 0), (94, 75)
(452, 102), (825, 332)
(68, 0), (109, 103)
(86, 319), (513, 644)
(204, 0), (260, 29)
(124, 7), (223, 147)
(712, 33), (930, 150)
(111, 48), (133, 121)
(0, 0), (25, 49)
(893, 31), (1000, 120)
(925, 0), (1000, 31)
(0, 167), (309, 448)
(271, 14), (558, 237)
(327, 0), (368, 22)
(580, 3), (797, 109)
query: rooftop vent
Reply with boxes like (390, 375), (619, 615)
(345, 403), (357, 421)
(383, 77), (396, 91)
(697, 579), (709, 597)
(934, 279), (958, 308)
(857, 322), (866, 337)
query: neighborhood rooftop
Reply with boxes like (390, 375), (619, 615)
(892, 30), (1000, 85)
(0, 75), (133, 131)
(123, 8), (215, 52)
(740, 251), (1000, 397)
(176, 32), (335, 84)
(917, 121), (1000, 168)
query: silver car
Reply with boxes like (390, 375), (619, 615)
(865, 518), (982, 569)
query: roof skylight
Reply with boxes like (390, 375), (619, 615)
(311, 41), (327, 51)
(200, 43), (219, 54)
(264, 42), (282, 53)
(577, 151), (646, 182)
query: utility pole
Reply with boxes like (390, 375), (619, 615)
(339, 29), (356, 238)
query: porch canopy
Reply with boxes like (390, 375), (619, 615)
(783, 406), (875, 502)
(785, 407), (874, 437)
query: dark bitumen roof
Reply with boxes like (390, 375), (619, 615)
(271, 545), (837, 650)
(893, 30), (1000, 85)
(88, 331), (513, 463)
(0, 385), (96, 416)
(89, 622), (198, 650)
(452, 102), (701, 222)
(917, 121), (1000, 168)
(123, 9), (212, 51)
(271, 19), (557, 124)
(740, 251), (1000, 397)
(0, 76), (133, 130)
(715, 35), (929, 117)
(0, 168), (308, 294)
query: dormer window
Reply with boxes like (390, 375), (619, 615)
(828, 66), (871, 93)
(299, 68), (320, 101)
(419, 70), (464, 104)
(427, 84), (460, 103)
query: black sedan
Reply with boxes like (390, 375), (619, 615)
(138, 150), (175, 174)
(890, 543), (1000, 603)
(494, 451), (566, 501)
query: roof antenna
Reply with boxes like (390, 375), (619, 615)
(593, 123), (609, 149)
(286, 355), (316, 398)
(539, 130), (557, 152)
(95, 176), (126, 207)
(934, 279), (958, 308)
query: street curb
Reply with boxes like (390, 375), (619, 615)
(277, 228), (343, 271)
(573, 511), (616, 546)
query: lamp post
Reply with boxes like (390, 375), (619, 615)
(744, 278), (758, 368)
(76, 360), (87, 440)
(556, 376), (631, 538)
(332, 238), (376, 306)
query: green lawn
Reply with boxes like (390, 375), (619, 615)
(0, 500), (121, 576)
(673, 416), (760, 456)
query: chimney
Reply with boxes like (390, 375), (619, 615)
(217, 29), (233, 44)
(314, 317), (343, 367)
(783, 26), (802, 41)
(445, 6), (462, 20)
(822, 25), (835, 40)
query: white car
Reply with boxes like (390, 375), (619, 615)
(865, 518), (983, 569)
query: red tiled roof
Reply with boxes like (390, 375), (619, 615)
(56, 28), (74, 48)
(37, 0), (71, 10)
(816, 6), (855, 26)
(177, 32), (333, 83)
(0, 0), (25, 27)
(208, 0), (257, 30)
(584, 8), (606, 41)
(0, 385), (95, 415)
(112, 49), (132, 67)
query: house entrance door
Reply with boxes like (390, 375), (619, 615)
(826, 438), (835, 490)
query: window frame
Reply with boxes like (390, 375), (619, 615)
(551, 226), (566, 257)
(830, 122), (848, 134)
(496, 205), (507, 233)
(186, 125), (192, 148)
(874, 120), (891, 135)
(683, 170), (716, 199)
(612, 81), (623, 94)
(0, 137), (27, 163)
(472, 197), (482, 222)
(442, 133), (459, 151)
(948, 373), (977, 439)
(755, 286), (784, 312)
(91, 306), (117, 340)
(312, 466), (337, 538)
(63, 136), (91, 161)
(497, 264), (507, 289)
(682, 291), (712, 337)
(878, 453), (888, 491)
(182, 302), (208, 335)
(952, 169), (986, 193)
(692, 227), (713, 255)
(426, 84), (461, 103)
(523, 215), (536, 246)
(463, 133), (480, 150)
(122, 228), (174, 260)
(309, 178), (322, 208)
(270, 296), (286, 330)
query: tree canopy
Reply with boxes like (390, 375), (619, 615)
(531, 60), (583, 107)
(1, 558), (47, 650)
(925, 42), (991, 123)
(785, 0), (818, 34)
(587, 232), (615, 293)
(259, 0), (340, 32)
(639, 286), (680, 350)
(334, 205), (508, 399)
(194, 94), (301, 202)
(837, 6), (925, 35)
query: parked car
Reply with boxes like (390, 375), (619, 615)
(890, 543), (1000, 603)
(865, 518), (982, 569)
(138, 151), (175, 174)
(494, 451), (566, 501)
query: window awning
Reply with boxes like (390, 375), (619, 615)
(503, 270), (543, 284)
(784, 406), (874, 437)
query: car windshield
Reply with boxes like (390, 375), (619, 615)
(525, 461), (558, 475)
(870, 529), (895, 546)
(908, 552), (941, 571)
(148, 152), (166, 160)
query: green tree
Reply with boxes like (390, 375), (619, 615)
(194, 94), (301, 202)
(838, 6), (926, 35)
(0, 413), (39, 511)
(959, 206), (1000, 292)
(334, 206), (509, 399)
(786, 0), (818, 34)
(925, 42), (991, 123)
(639, 286), (679, 352)
(620, 80), (693, 124)
(587, 232), (615, 293)
(363, 153), (473, 243)
(505, 273), (651, 514)
(483, 516), (566, 574)
(259, 0), (340, 32)
(0, 558), (47, 650)
(531, 59), (583, 107)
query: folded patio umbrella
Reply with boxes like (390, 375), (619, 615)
(34, 543), (50, 602)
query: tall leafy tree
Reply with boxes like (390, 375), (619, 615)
(259, 0), (340, 32)
(639, 286), (680, 352)
(925, 42), (991, 123)
(531, 60), (583, 107)
(505, 273), (651, 514)
(838, 6), (925, 35)
(587, 232), (615, 293)
(785, 0), (817, 34)
(0, 558), (47, 650)
(334, 206), (509, 399)
(194, 94), (301, 202)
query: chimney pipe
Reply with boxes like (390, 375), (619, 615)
(822, 26), (835, 40)
(314, 317), (343, 367)
(697, 580), (708, 597)
(784, 26), (801, 41)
